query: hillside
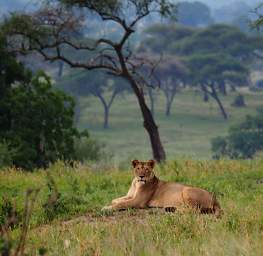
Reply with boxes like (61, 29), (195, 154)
(1, 160), (263, 255)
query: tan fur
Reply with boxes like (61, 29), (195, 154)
(102, 160), (222, 217)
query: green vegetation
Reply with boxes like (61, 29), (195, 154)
(212, 108), (263, 159)
(0, 65), (80, 170)
(76, 89), (263, 160)
(141, 24), (261, 120)
(0, 32), (104, 170)
(1, 159), (263, 255)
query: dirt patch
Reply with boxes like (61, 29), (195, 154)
(34, 208), (165, 232)
(63, 208), (164, 226)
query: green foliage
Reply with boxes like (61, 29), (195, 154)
(0, 237), (12, 256)
(0, 70), (79, 170)
(212, 109), (263, 159)
(185, 53), (249, 87)
(0, 197), (21, 227)
(74, 136), (108, 162)
(43, 172), (88, 221)
(60, 70), (129, 98)
(0, 33), (88, 170)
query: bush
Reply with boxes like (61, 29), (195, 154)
(212, 108), (263, 159)
(0, 196), (21, 228)
(74, 136), (107, 162)
(43, 173), (88, 221)
(231, 94), (246, 107)
(0, 70), (84, 170)
(1, 36), (88, 170)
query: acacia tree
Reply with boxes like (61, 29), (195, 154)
(4, 0), (174, 162)
(186, 53), (249, 120)
(62, 71), (129, 128)
(157, 57), (188, 116)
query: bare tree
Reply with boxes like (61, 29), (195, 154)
(4, 0), (174, 162)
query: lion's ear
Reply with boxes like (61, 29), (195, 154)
(148, 160), (155, 169)
(132, 159), (139, 168)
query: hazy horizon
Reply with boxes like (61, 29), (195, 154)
(0, 0), (261, 14)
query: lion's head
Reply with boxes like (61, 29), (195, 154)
(132, 159), (155, 184)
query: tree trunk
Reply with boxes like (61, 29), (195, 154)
(148, 88), (155, 116)
(97, 94), (110, 129)
(163, 89), (176, 117)
(165, 99), (172, 116)
(203, 91), (209, 102)
(115, 48), (166, 162)
(210, 85), (228, 120)
(103, 106), (109, 129)
(219, 81), (227, 96)
(201, 84), (209, 102)
(57, 61), (64, 78)
(127, 76), (166, 162)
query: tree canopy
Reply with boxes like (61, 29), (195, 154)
(0, 33), (83, 169)
(60, 71), (129, 128)
(141, 23), (261, 119)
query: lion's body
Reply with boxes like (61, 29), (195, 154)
(102, 160), (222, 216)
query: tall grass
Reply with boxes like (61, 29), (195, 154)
(1, 159), (263, 255)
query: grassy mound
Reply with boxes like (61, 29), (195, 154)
(1, 159), (263, 255)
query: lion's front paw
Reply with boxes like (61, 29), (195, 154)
(101, 205), (113, 212)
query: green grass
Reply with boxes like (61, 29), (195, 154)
(1, 159), (263, 255)
(78, 89), (263, 161)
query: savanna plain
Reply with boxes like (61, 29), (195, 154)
(1, 89), (263, 256)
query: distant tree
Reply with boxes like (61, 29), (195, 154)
(186, 53), (249, 119)
(4, 0), (175, 162)
(177, 1), (213, 27)
(172, 25), (256, 62)
(157, 57), (188, 116)
(212, 108), (263, 159)
(57, 61), (65, 78)
(141, 24), (256, 119)
(62, 71), (129, 128)
(141, 24), (194, 54)
(145, 87), (158, 117)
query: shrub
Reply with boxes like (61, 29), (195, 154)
(74, 135), (107, 163)
(212, 108), (263, 159)
(231, 94), (246, 107)
(0, 197), (21, 227)
(1, 35), (88, 170)
(43, 173), (88, 221)
(0, 70), (86, 170)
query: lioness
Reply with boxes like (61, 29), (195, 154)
(102, 160), (222, 216)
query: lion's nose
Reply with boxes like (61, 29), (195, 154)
(139, 175), (144, 178)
